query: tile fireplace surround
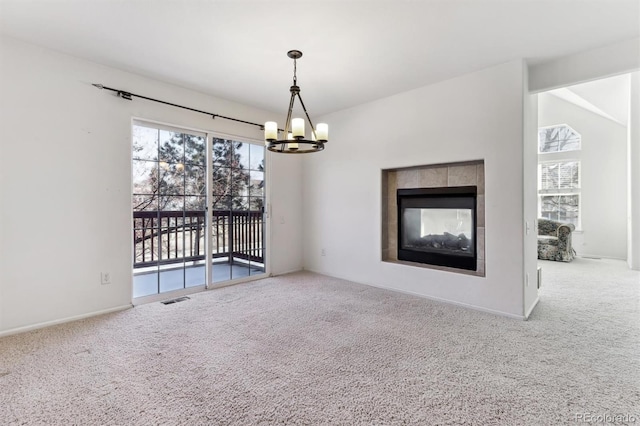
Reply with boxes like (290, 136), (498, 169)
(381, 161), (485, 277)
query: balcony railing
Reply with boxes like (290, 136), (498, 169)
(133, 210), (264, 269)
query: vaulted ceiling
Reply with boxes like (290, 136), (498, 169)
(548, 74), (631, 126)
(0, 0), (638, 116)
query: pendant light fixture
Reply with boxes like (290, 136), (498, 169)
(265, 50), (328, 153)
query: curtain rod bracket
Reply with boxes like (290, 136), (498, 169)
(117, 91), (133, 101)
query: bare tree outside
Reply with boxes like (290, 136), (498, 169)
(538, 125), (581, 153)
(132, 125), (265, 273)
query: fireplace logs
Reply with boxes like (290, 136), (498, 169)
(407, 232), (471, 252)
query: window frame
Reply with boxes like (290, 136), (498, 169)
(537, 124), (582, 230)
(538, 193), (581, 227)
(538, 159), (581, 194)
(130, 118), (271, 302)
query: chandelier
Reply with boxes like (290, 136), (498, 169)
(264, 50), (328, 154)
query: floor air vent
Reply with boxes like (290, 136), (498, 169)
(161, 296), (190, 305)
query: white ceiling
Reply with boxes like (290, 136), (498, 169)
(0, 0), (638, 116)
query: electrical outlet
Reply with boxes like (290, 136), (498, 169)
(101, 272), (111, 285)
(321, 248), (326, 257)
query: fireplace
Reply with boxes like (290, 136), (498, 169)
(397, 186), (477, 270)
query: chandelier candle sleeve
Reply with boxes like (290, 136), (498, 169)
(287, 132), (298, 150)
(265, 121), (278, 141)
(316, 123), (328, 141)
(292, 118), (305, 138)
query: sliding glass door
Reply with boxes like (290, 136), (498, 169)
(132, 122), (207, 297)
(132, 121), (267, 299)
(210, 137), (266, 283)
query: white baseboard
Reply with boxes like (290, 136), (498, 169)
(0, 305), (133, 338)
(303, 268), (526, 320)
(272, 268), (304, 276)
(577, 254), (626, 261)
(524, 296), (540, 320)
(370, 282), (526, 320)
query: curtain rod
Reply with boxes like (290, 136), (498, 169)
(92, 83), (267, 130)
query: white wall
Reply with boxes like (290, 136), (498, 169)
(538, 93), (628, 259)
(270, 155), (304, 275)
(0, 36), (303, 334)
(523, 64), (539, 318)
(629, 72), (640, 270)
(302, 60), (528, 318)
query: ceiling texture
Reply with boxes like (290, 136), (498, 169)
(0, 0), (638, 116)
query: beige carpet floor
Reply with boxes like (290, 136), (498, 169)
(0, 258), (638, 425)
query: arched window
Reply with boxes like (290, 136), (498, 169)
(538, 124), (581, 153)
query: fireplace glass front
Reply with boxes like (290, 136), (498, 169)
(397, 187), (477, 270)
